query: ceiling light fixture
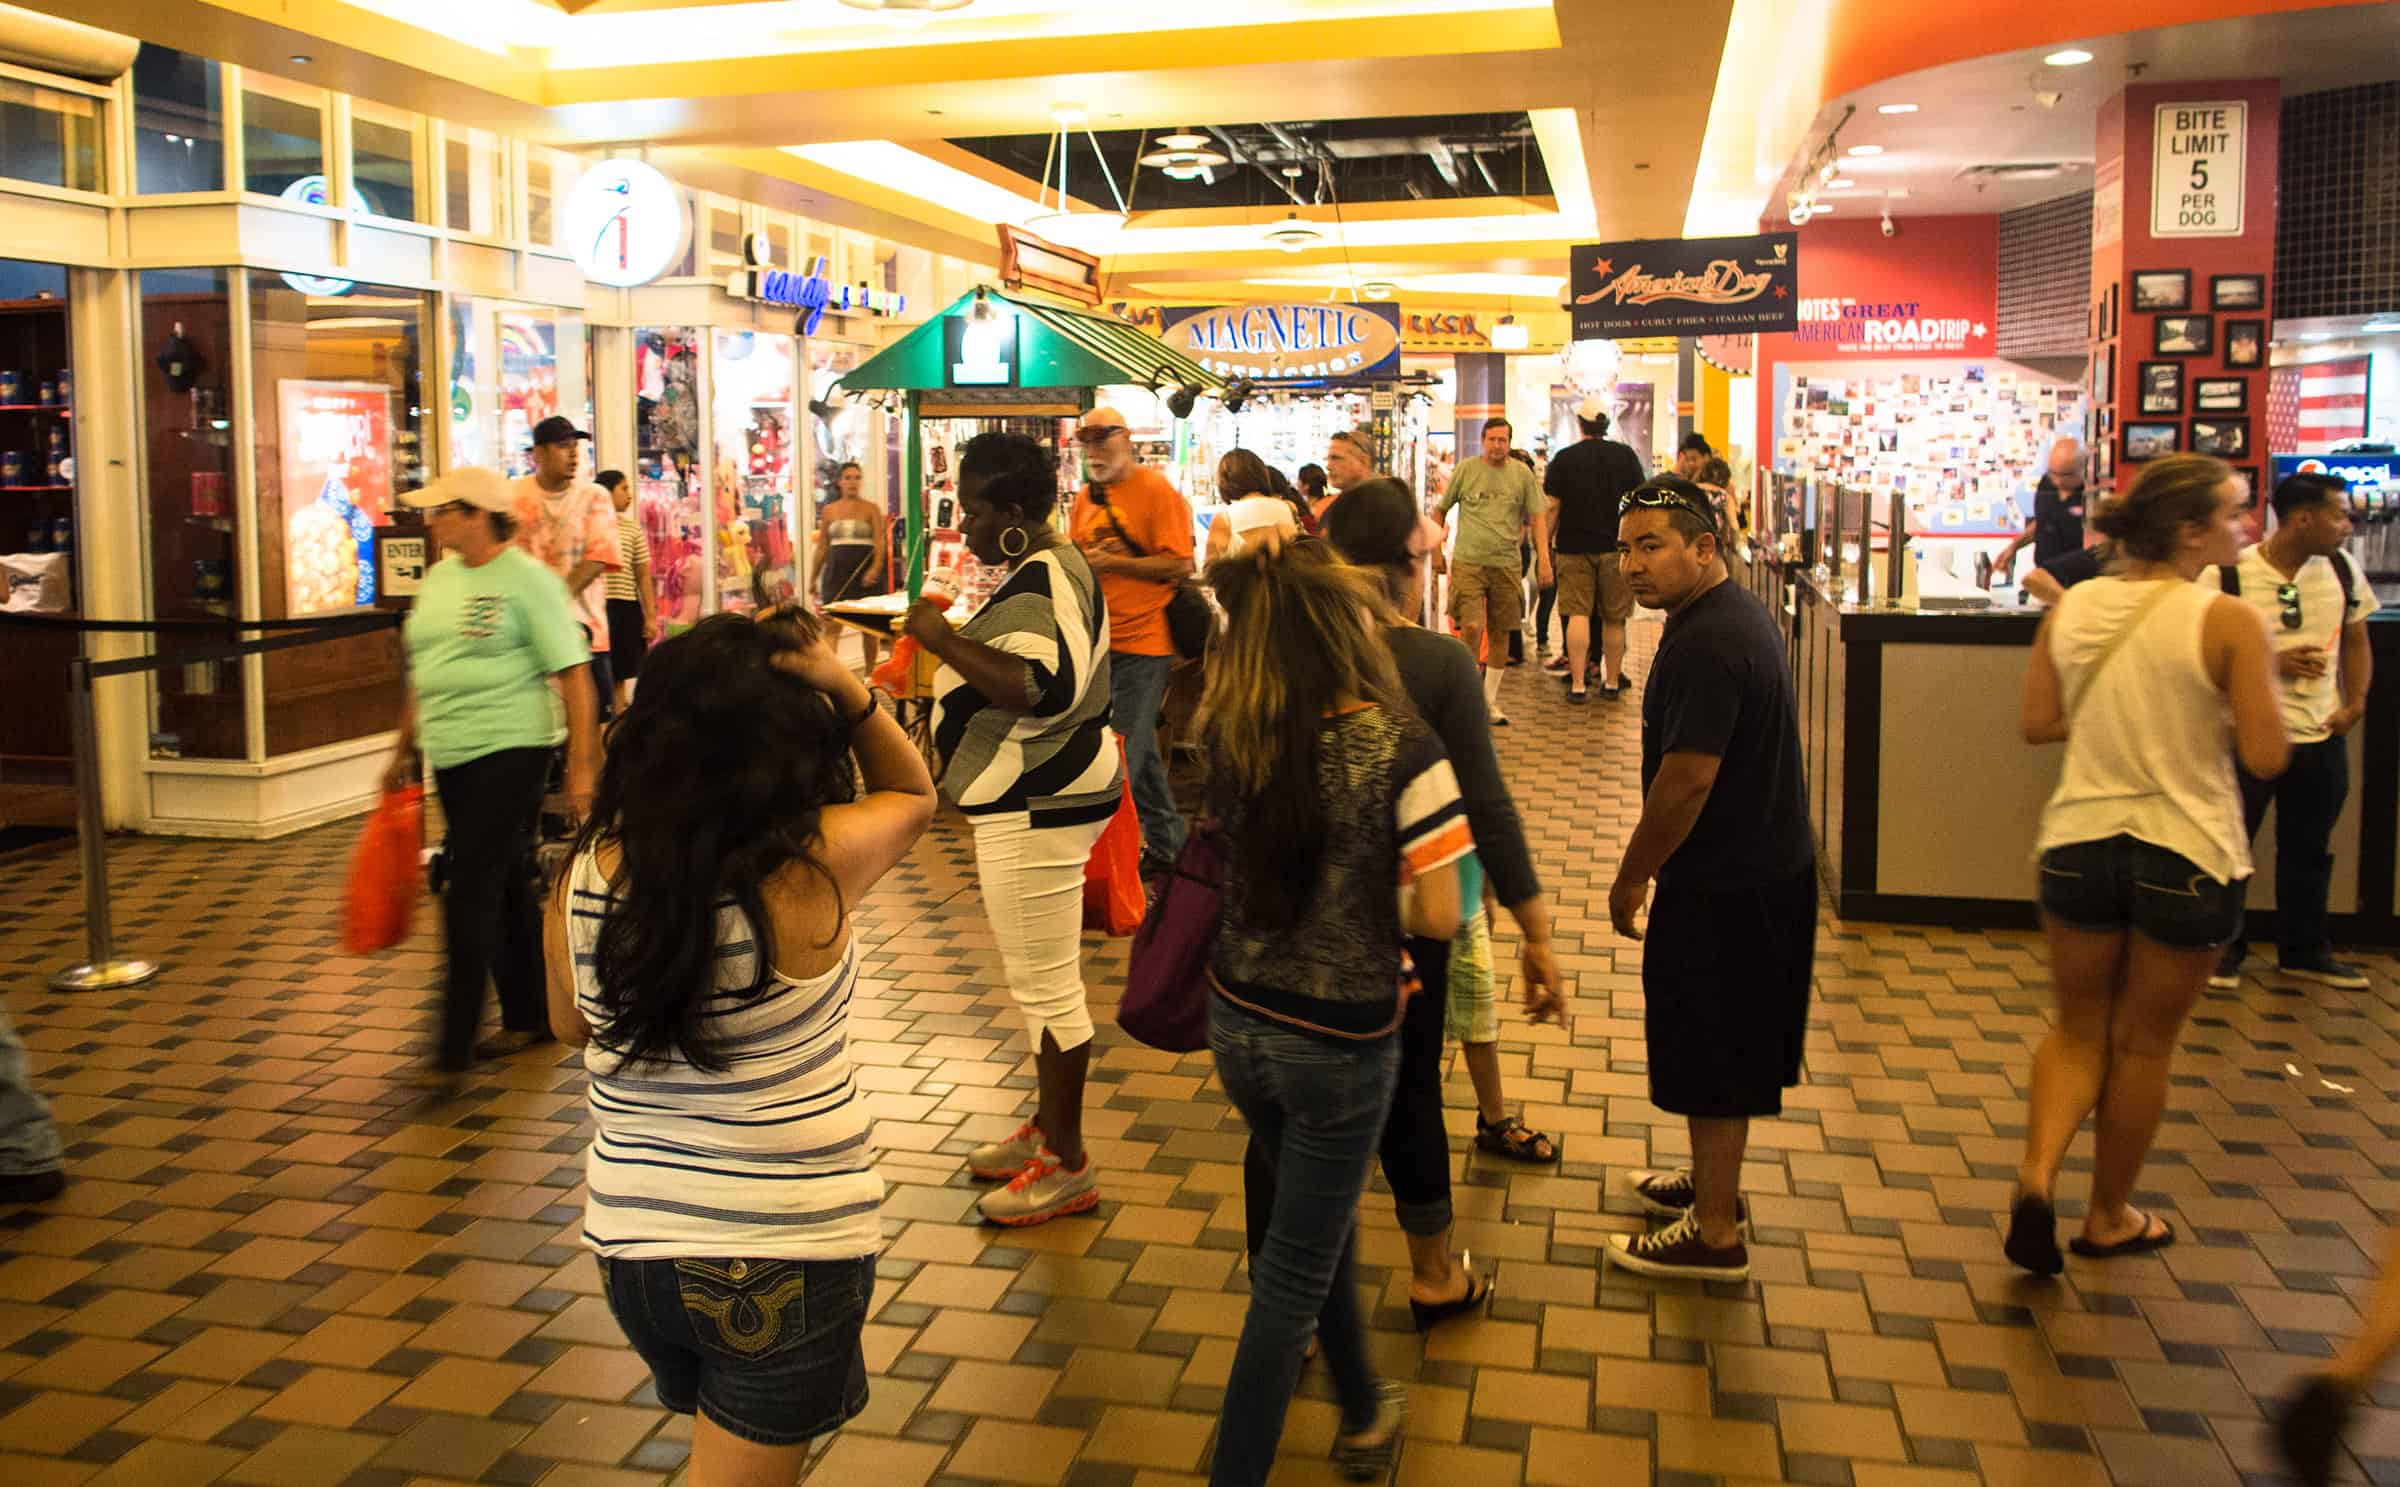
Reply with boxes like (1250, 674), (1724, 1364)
(1846, 144), (1884, 157)
(2364, 320), (2400, 334)
(1826, 177), (1856, 190)
(1263, 213), (1325, 253)
(2044, 47), (2094, 66)
(837, 0), (974, 12)
(1138, 128), (1229, 181)
(1049, 102), (1086, 127)
(1023, 108), (1130, 236)
(1359, 281), (1397, 301)
(1490, 315), (1529, 351)
(289, 53), (313, 64)
(1877, 102), (1918, 114)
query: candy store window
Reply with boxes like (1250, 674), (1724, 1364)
(709, 329), (796, 614)
(634, 327), (702, 633)
(246, 271), (429, 756)
(139, 268), (243, 759)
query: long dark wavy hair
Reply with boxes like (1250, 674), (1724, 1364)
(1200, 539), (1409, 931)
(570, 613), (857, 1071)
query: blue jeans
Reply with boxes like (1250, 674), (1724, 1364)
(600, 1253), (874, 1446)
(1111, 650), (1186, 878)
(1208, 999), (1400, 1487)
(2237, 736), (2352, 963)
(0, 998), (61, 1177)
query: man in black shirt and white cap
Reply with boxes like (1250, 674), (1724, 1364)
(1542, 396), (1648, 701)
(1604, 476), (1816, 1281)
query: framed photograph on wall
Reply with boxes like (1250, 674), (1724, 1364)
(2133, 269), (2192, 312)
(2124, 422), (2181, 461)
(2192, 417), (2250, 458)
(2211, 274), (2265, 311)
(2193, 377), (2248, 413)
(2095, 439), (2114, 485)
(2154, 315), (2214, 356)
(2138, 361), (2183, 415)
(2094, 342), (2113, 394)
(2104, 284), (2118, 339)
(2225, 319), (2266, 369)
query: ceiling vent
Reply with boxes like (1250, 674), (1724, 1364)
(1956, 161), (2081, 183)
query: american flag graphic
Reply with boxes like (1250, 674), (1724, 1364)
(2275, 357), (2372, 449)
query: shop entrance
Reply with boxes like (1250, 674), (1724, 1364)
(0, 259), (78, 846)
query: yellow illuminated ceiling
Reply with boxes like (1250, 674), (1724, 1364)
(36, 0), (1736, 292)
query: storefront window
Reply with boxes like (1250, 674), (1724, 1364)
(0, 260), (76, 773)
(705, 197), (744, 278)
(139, 269), (243, 758)
(636, 328), (702, 631)
(241, 74), (321, 198)
(248, 272), (429, 756)
(711, 329), (796, 612)
(448, 299), (587, 477)
(0, 77), (102, 192)
(350, 102), (420, 221)
(443, 125), (509, 238)
(525, 147), (583, 251)
(132, 45), (223, 194)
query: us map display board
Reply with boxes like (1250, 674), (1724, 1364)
(1571, 233), (1799, 339)
(279, 380), (392, 616)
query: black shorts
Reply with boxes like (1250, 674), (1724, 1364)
(2035, 834), (2241, 951)
(1642, 867), (1818, 1118)
(606, 598), (648, 679)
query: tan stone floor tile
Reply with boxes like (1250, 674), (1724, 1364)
(1657, 1410), (1782, 1477)
(1395, 1440), (1525, 1487)
(1468, 1367), (1589, 1428)
(222, 1424), (384, 1486)
(1083, 1405), (1214, 1471)
(0, 1392), (133, 1453)
(955, 1419), (1086, 1484)
(1780, 1398), (1910, 1460)
(391, 1357), (541, 1415)
(514, 1402), (663, 1465)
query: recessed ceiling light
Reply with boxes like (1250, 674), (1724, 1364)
(289, 53), (313, 64)
(1877, 103), (1918, 115)
(1633, 161), (1651, 171)
(838, 0), (974, 11)
(1846, 144), (1884, 157)
(1359, 281), (1397, 301)
(1826, 178), (1856, 190)
(2044, 48), (2094, 66)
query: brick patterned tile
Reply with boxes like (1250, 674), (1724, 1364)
(4, 616), (2399, 1486)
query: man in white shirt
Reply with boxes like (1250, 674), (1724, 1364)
(2204, 472), (2377, 989)
(510, 417), (623, 717)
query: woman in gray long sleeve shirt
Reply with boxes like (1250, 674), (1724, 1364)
(1237, 479), (1567, 1331)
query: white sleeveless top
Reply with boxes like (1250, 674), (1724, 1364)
(2034, 577), (2249, 884)
(567, 850), (882, 1260)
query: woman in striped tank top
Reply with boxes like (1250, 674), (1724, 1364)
(546, 612), (935, 1482)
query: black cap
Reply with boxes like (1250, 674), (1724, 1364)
(531, 416), (590, 446)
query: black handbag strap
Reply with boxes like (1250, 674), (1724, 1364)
(1093, 486), (1151, 557)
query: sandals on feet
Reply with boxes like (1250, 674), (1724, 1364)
(2003, 1192), (2064, 1277)
(1475, 1114), (1559, 1164)
(2070, 1210), (2176, 1259)
(1407, 1257), (1494, 1332)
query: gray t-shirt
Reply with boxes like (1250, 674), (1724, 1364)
(1440, 458), (1544, 569)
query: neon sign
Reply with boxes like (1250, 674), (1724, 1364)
(727, 237), (907, 335)
(564, 160), (690, 289)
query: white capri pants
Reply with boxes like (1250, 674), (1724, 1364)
(969, 812), (1111, 1052)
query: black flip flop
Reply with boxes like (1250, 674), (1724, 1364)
(2070, 1213), (2176, 1259)
(1408, 1264), (1494, 1332)
(2003, 1193), (2064, 1277)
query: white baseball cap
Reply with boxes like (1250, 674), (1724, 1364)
(399, 466), (514, 514)
(1576, 394), (1609, 421)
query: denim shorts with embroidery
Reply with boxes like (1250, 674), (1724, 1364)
(599, 1252), (875, 1446)
(2036, 834), (2242, 951)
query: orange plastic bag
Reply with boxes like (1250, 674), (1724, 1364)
(344, 785), (424, 953)
(870, 635), (920, 694)
(1083, 742), (1144, 936)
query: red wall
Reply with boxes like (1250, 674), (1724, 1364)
(1754, 214), (2003, 464)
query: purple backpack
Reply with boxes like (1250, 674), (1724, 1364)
(1118, 827), (1226, 1053)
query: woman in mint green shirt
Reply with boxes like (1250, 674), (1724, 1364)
(385, 467), (599, 1076)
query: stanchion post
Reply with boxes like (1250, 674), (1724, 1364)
(50, 655), (158, 993)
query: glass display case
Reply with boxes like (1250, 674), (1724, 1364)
(709, 329), (796, 613)
(634, 327), (703, 633)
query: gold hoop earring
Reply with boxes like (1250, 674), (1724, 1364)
(999, 526), (1030, 559)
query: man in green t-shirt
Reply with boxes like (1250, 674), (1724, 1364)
(1438, 417), (1549, 724)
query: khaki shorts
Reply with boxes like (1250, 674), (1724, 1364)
(1448, 562), (1523, 638)
(1554, 551), (1634, 623)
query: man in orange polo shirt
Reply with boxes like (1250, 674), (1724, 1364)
(1070, 405), (1194, 885)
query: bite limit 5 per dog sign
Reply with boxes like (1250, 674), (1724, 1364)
(2152, 101), (2246, 238)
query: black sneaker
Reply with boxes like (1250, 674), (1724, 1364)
(2279, 957), (2371, 990)
(1623, 1169), (1748, 1226)
(1604, 1213), (1749, 1281)
(2272, 1375), (2351, 1487)
(1598, 682), (1625, 701)
(0, 1169), (65, 1205)
(2208, 945), (2244, 990)
(1567, 688), (1589, 705)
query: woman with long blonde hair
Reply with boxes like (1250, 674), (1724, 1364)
(1200, 539), (1470, 1485)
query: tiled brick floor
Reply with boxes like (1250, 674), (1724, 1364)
(2, 612), (2398, 1486)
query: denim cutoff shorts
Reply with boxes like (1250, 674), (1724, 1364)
(2036, 835), (2242, 951)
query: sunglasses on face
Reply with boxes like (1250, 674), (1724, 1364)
(1075, 426), (1125, 445)
(2278, 581), (2303, 631)
(1618, 487), (1719, 532)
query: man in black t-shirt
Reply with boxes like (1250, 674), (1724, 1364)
(1990, 439), (2088, 584)
(1603, 476), (1815, 1284)
(1543, 396), (1649, 701)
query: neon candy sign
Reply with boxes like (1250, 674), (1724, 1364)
(727, 236), (907, 335)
